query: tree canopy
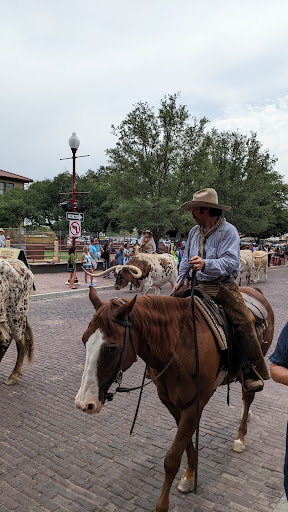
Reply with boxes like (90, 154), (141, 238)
(1, 93), (287, 243)
(103, 94), (288, 243)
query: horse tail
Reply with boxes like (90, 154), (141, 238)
(24, 320), (35, 363)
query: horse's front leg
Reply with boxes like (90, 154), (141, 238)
(233, 390), (255, 453)
(177, 438), (196, 493)
(157, 399), (196, 494)
(154, 407), (198, 512)
(7, 339), (25, 385)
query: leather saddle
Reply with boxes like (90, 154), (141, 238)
(178, 286), (268, 352)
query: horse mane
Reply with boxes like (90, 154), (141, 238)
(94, 295), (203, 363)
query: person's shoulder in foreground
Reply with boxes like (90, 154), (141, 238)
(269, 322), (288, 369)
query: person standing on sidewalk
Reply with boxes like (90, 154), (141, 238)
(89, 237), (98, 283)
(67, 247), (77, 289)
(94, 238), (103, 259)
(115, 246), (124, 265)
(269, 322), (288, 500)
(102, 242), (111, 278)
(0, 228), (5, 247)
(81, 245), (94, 287)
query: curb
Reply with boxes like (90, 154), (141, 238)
(30, 285), (115, 302)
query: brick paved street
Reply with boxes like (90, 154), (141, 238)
(0, 265), (288, 511)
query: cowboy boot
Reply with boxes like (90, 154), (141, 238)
(216, 285), (270, 392)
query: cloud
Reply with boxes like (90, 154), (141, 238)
(211, 96), (288, 182)
(0, 0), (288, 185)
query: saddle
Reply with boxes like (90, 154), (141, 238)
(193, 288), (268, 391)
(178, 285), (267, 351)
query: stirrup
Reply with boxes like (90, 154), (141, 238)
(241, 365), (264, 393)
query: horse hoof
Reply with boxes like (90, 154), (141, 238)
(233, 439), (245, 453)
(6, 375), (19, 385)
(178, 474), (194, 493)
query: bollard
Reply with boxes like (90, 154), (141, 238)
(53, 237), (60, 263)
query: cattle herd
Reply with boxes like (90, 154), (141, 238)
(0, 248), (274, 386)
(239, 249), (268, 285)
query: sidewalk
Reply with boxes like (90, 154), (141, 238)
(30, 269), (114, 301)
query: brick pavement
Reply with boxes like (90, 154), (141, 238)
(0, 265), (287, 511)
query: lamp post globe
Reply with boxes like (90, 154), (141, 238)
(69, 132), (80, 151)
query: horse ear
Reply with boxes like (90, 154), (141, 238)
(114, 295), (137, 321)
(89, 287), (103, 310)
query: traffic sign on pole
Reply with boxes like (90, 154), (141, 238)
(69, 220), (81, 237)
(66, 212), (84, 221)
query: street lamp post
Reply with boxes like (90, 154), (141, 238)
(60, 132), (89, 286)
(68, 132), (80, 247)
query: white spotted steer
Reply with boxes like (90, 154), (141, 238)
(0, 258), (34, 384)
(114, 253), (178, 295)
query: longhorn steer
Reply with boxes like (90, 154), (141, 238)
(239, 249), (253, 286)
(252, 250), (268, 283)
(114, 253), (178, 295)
(0, 258), (34, 384)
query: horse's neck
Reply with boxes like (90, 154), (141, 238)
(132, 300), (181, 366)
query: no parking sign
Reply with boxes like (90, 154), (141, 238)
(69, 220), (81, 237)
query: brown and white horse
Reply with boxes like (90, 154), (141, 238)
(75, 287), (274, 512)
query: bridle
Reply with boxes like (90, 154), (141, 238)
(113, 316), (137, 384)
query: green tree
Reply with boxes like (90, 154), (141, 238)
(201, 130), (288, 239)
(19, 170), (110, 235)
(103, 93), (209, 245)
(0, 187), (28, 227)
(25, 172), (73, 230)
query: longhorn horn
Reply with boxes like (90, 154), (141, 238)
(82, 266), (117, 277)
(82, 264), (142, 279)
(126, 265), (142, 278)
(240, 257), (247, 265)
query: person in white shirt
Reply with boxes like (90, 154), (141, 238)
(0, 229), (5, 248)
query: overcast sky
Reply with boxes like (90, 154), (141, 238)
(1, 0), (288, 185)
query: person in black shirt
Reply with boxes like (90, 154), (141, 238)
(102, 243), (111, 278)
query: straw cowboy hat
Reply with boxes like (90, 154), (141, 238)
(179, 188), (231, 211)
(142, 229), (153, 235)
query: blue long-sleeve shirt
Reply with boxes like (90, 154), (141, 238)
(269, 322), (288, 368)
(115, 250), (124, 265)
(178, 221), (240, 282)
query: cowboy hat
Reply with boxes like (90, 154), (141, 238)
(142, 229), (153, 235)
(179, 188), (231, 211)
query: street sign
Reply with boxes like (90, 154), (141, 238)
(69, 220), (81, 237)
(66, 212), (84, 221)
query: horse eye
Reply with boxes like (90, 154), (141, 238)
(107, 346), (117, 353)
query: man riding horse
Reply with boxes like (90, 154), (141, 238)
(177, 187), (270, 393)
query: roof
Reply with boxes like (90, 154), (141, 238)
(0, 169), (33, 183)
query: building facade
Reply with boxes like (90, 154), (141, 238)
(0, 169), (33, 195)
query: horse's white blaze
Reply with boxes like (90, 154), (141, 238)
(75, 329), (105, 413)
